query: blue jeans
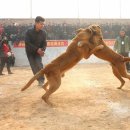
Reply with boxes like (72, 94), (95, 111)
(27, 53), (44, 82)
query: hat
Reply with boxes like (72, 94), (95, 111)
(120, 27), (126, 32)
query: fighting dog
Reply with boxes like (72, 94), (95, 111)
(21, 28), (102, 105)
(82, 25), (130, 89)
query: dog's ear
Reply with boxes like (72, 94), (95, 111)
(76, 28), (84, 34)
(90, 25), (101, 32)
(91, 25), (97, 32)
(97, 25), (101, 28)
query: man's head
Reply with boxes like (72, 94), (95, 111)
(35, 16), (45, 31)
(119, 28), (126, 37)
(2, 36), (8, 44)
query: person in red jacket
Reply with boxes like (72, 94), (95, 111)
(0, 36), (14, 75)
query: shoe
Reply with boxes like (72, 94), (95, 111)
(8, 72), (13, 74)
(38, 81), (44, 87)
(0, 73), (5, 76)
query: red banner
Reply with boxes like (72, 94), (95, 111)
(13, 40), (68, 48)
(104, 39), (115, 46)
(47, 40), (68, 47)
(13, 39), (115, 48)
(13, 41), (25, 48)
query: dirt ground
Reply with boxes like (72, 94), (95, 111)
(0, 64), (130, 130)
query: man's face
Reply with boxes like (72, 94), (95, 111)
(120, 31), (125, 37)
(35, 21), (45, 31)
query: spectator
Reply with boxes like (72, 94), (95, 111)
(0, 36), (14, 75)
(25, 16), (47, 86)
(2, 19), (130, 41)
(114, 28), (130, 72)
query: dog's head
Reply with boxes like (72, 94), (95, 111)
(88, 24), (102, 36)
(88, 24), (103, 45)
(75, 28), (93, 41)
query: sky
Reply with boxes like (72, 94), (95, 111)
(0, 0), (130, 19)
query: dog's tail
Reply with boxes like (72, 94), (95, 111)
(21, 69), (45, 91)
(123, 57), (130, 63)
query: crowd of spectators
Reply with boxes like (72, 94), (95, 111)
(1, 21), (130, 44)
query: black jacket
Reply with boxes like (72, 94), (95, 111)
(25, 26), (47, 55)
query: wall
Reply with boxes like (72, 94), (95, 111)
(11, 40), (114, 67)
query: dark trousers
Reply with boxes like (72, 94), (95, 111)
(26, 53), (44, 82)
(120, 52), (130, 71)
(0, 57), (12, 74)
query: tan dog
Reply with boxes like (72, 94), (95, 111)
(84, 25), (130, 89)
(21, 28), (102, 105)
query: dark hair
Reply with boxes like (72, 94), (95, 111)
(35, 16), (45, 23)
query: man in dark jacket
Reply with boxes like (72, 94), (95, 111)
(25, 16), (47, 86)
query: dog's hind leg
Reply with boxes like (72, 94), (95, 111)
(111, 64), (125, 89)
(42, 73), (61, 106)
(116, 63), (130, 81)
(42, 82), (49, 91)
(42, 73), (64, 92)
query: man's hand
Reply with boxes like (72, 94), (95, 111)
(37, 48), (45, 56)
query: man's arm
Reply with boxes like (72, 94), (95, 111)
(37, 30), (47, 56)
(25, 30), (39, 53)
(39, 30), (47, 51)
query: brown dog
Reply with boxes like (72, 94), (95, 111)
(21, 28), (102, 105)
(84, 25), (130, 89)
